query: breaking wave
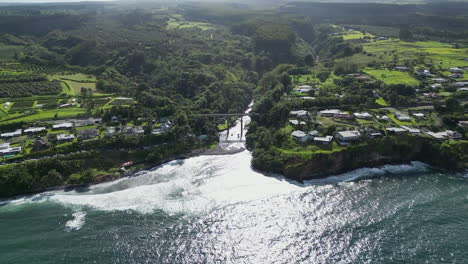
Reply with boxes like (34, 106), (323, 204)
(65, 212), (86, 231)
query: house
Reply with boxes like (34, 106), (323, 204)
(1, 129), (22, 138)
(378, 115), (391, 122)
(78, 129), (99, 140)
(401, 126), (421, 134)
(293, 85), (318, 94)
(292, 130), (310, 143)
(354, 75), (371, 81)
(431, 78), (446, 83)
(447, 130), (463, 139)
(59, 103), (73, 109)
(376, 37), (388, 41)
(416, 69), (431, 76)
(33, 137), (49, 150)
(354, 112), (372, 120)
(450, 82), (468, 87)
(24, 127), (46, 134)
(430, 84), (442, 89)
(395, 112), (411, 122)
(336, 131), (361, 142)
(53, 122), (74, 130)
(394, 66), (409, 72)
(111, 116), (119, 122)
(300, 96), (316, 100)
(314, 136), (333, 145)
(75, 118), (102, 127)
(366, 130), (382, 138)
(449, 73), (463, 78)
(427, 130), (461, 140)
(57, 134), (75, 142)
(386, 127), (407, 134)
(3, 102), (10, 109)
(334, 113), (354, 120)
(412, 113), (425, 119)
(320, 109), (342, 117)
(0, 143), (10, 150)
(124, 126), (145, 136)
(308, 130), (319, 138)
(106, 127), (117, 137)
(0, 146), (22, 155)
(289, 119), (306, 127)
(449, 67), (464, 73)
(457, 88), (468, 92)
(458, 121), (468, 129)
(290, 110), (310, 120)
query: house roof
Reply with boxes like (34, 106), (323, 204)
(320, 109), (342, 115)
(292, 131), (307, 138)
(337, 131), (361, 138)
(24, 127), (46, 133)
(314, 136), (333, 142)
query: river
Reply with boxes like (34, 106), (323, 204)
(1, 112), (468, 263)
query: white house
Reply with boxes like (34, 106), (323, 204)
(451, 82), (468, 87)
(431, 78), (446, 83)
(57, 134), (75, 142)
(1, 129), (22, 138)
(378, 115), (391, 121)
(292, 130), (310, 143)
(289, 119), (306, 126)
(395, 112), (411, 122)
(458, 88), (468, 92)
(290, 110), (310, 119)
(300, 96), (316, 100)
(449, 67), (464, 73)
(336, 131), (361, 142)
(394, 66), (409, 71)
(53, 122), (74, 130)
(354, 112), (372, 120)
(0, 143), (10, 150)
(320, 109), (342, 117)
(24, 127), (47, 134)
(401, 126), (421, 134)
(386, 127), (407, 134)
(314, 136), (333, 145)
(0, 146), (22, 155)
(412, 113), (425, 119)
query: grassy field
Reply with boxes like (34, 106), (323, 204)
(364, 68), (420, 86)
(49, 73), (96, 82)
(376, 97), (389, 106)
(0, 108), (86, 124)
(0, 45), (22, 59)
(362, 39), (468, 69)
(342, 31), (375, 40)
(166, 18), (214, 30)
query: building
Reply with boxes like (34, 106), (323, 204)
(124, 126), (145, 136)
(53, 122), (74, 130)
(412, 113), (425, 119)
(0, 143), (10, 150)
(320, 109), (342, 117)
(430, 84), (442, 89)
(431, 78), (446, 83)
(378, 115), (391, 122)
(427, 130), (461, 140)
(401, 126), (421, 134)
(459, 121), (468, 129)
(334, 113), (354, 120)
(395, 112), (411, 122)
(0, 146), (22, 155)
(451, 82), (468, 87)
(416, 69), (431, 76)
(75, 118), (102, 127)
(449, 67), (464, 73)
(57, 134), (75, 142)
(394, 66), (409, 72)
(336, 131), (361, 142)
(292, 130), (310, 143)
(0, 129), (22, 138)
(24, 127), (46, 134)
(457, 88), (468, 92)
(314, 136), (333, 145)
(78, 129), (99, 140)
(290, 110), (310, 120)
(386, 127), (407, 134)
(293, 85), (318, 94)
(300, 96), (316, 100)
(289, 119), (306, 127)
(423, 92), (439, 98)
(354, 112), (372, 120)
(376, 37), (388, 41)
(449, 73), (464, 78)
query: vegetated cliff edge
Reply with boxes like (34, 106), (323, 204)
(252, 135), (468, 181)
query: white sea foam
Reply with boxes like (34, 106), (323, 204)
(65, 212), (86, 231)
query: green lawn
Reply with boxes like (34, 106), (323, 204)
(342, 31), (375, 40)
(0, 108), (86, 124)
(376, 97), (389, 106)
(364, 68), (420, 86)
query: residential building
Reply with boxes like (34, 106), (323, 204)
(412, 113), (425, 119)
(24, 127), (46, 134)
(431, 78), (446, 83)
(289, 119), (306, 127)
(124, 126), (145, 136)
(0, 143), (10, 150)
(449, 73), (463, 78)
(1, 129), (22, 138)
(416, 69), (431, 76)
(293, 85), (318, 94)
(53, 122), (74, 130)
(430, 84), (442, 89)
(290, 110), (310, 120)
(458, 121), (468, 129)
(334, 113), (354, 120)
(292, 130), (311, 143)
(314, 136), (333, 145)
(336, 131), (361, 142)
(78, 129), (99, 140)
(106, 126), (117, 137)
(320, 109), (342, 117)
(451, 82), (468, 87)
(423, 92), (439, 98)
(354, 112), (372, 120)
(300, 96), (316, 100)
(427, 130), (461, 140)
(378, 115), (391, 122)
(386, 127), (407, 134)
(401, 126), (421, 134)
(449, 67), (464, 73)
(395, 112), (411, 122)
(0, 146), (22, 155)
(457, 88), (468, 92)
(57, 134), (75, 142)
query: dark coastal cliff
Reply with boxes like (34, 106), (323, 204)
(253, 135), (468, 181)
